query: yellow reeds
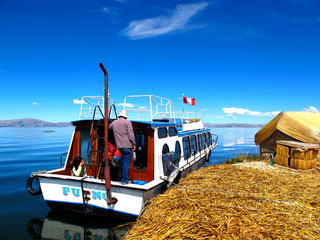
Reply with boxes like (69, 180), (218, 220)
(124, 162), (320, 240)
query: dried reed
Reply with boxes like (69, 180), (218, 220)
(125, 162), (320, 240)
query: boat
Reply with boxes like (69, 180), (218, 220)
(26, 63), (218, 218)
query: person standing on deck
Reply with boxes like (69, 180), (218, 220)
(109, 110), (136, 184)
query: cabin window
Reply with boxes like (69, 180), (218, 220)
(190, 135), (197, 155)
(168, 127), (178, 137)
(205, 132), (210, 146)
(174, 141), (181, 165)
(182, 137), (191, 160)
(197, 134), (200, 151)
(202, 133), (207, 148)
(207, 132), (212, 145)
(80, 127), (91, 164)
(158, 128), (167, 139)
(133, 129), (148, 170)
(200, 134), (205, 150)
(162, 144), (170, 155)
(198, 134), (203, 151)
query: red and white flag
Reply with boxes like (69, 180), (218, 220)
(183, 96), (196, 106)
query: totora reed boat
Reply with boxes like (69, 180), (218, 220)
(26, 63), (218, 219)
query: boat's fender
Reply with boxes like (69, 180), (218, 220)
(166, 168), (180, 188)
(26, 176), (42, 196)
(205, 150), (212, 162)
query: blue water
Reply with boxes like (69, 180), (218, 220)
(212, 127), (259, 164)
(0, 127), (260, 240)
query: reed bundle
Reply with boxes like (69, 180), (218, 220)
(125, 162), (320, 239)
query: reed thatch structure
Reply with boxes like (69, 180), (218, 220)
(124, 162), (320, 239)
(255, 112), (320, 159)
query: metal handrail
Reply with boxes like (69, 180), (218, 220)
(60, 152), (68, 168)
(87, 105), (105, 166)
(79, 96), (104, 120)
(109, 103), (118, 119)
(211, 134), (218, 145)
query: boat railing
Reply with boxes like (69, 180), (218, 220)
(211, 133), (218, 145)
(78, 95), (204, 124)
(79, 96), (104, 120)
(174, 111), (201, 122)
(123, 95), (175, 122)
(122, 95), (202, 124)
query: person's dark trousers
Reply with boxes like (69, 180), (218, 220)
(119, 148), (132, 184)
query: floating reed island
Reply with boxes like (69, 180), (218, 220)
(124, 160), (320, 239)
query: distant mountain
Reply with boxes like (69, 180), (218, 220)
(204, 123), (265, 128)
(0, 118), (264, 128)
(0, 118), (71, 127)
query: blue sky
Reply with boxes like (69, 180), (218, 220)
(0, 0), (319, 124)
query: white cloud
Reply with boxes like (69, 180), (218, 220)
(120, 2), (209, 40)
(101, 7), (111, 13)
(138, 106), (147, 109)
(73, 99), (85, 104)
(116, 103), (135, 108)
(216, 116), (225, 118)
(32, 102), (39, 105)
(303, 106), (319, 112)
(222, 107), (280, 117)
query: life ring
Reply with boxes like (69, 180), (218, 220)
(26, 177), (42, 196)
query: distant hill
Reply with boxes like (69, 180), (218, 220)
(204, 123), (265, 128)
(0, 118), (264, 128)
(0, 118), (71, 127)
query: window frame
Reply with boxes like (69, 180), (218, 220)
(158, 127), (168, 139)
(80, 127), (91, 164)
(168, 127), (178, 137)
(197, 134), (202, 151)
(133, 129), (149, 171)
(206, 132), (210, 146)
(162, 144), (170, 155)
(208, 132), (212, 145)
(190, 135), (197, 155)
(202, 133), (207, 148)
(182, 136), (191, 160)
(174, 141), (181, 166)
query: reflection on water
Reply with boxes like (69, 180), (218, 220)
(27, 211), (132, 240)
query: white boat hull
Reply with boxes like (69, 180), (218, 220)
(37, 156), (207, 218)
(39, 177), (164, 217)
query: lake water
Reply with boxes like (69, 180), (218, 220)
(0, 127), (260, 240)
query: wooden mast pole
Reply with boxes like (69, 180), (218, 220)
(99, 63), (117, 205)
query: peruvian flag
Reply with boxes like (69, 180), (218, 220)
(183, 96), (196, 106)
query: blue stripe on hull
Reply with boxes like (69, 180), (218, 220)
(46, 199), (139, 218)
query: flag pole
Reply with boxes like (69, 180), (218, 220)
(182, 93), (184, 114)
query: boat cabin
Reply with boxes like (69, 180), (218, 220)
(51, 95), (217, 184)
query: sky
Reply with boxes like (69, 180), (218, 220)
(0, 0), (319, 124)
